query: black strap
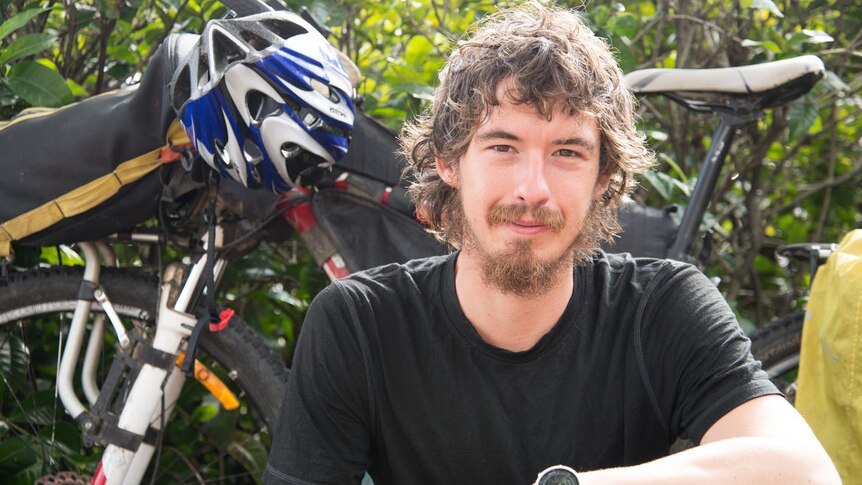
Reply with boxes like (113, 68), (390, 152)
(181, 174), (221, 377)
(77, 279), (99, 301)
(139, 344), (177, 370)
(181, 312), (210, 377)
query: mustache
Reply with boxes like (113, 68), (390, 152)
(486, 203), (565, 233)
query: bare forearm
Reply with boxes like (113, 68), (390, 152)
(579, 437), (840, 485)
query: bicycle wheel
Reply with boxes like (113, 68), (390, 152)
(749, 312), (803, 404)
(0, 267), (288, 484)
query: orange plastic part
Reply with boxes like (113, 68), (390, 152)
(176, 352), (240, 410)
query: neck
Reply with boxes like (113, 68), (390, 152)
(454, 249), (574, 352)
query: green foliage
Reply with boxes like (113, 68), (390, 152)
(570, 0), (862, 323)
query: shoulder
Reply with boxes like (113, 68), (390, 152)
(316, 253), (453, 309)
(589, 251), (706, 296)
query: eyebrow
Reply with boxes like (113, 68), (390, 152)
(475, 129), (597, 154)
(474, 130), (519, 142)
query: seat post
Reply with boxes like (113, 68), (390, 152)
(667, 117), (737, 261)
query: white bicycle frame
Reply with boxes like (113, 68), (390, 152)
(54, 228), (227, 485)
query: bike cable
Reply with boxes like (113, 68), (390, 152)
(148, 377), (168, 485)
(216, 191), (312, 252)
(181, 174), (223, 378)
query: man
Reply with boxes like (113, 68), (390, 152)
(264, 4), (839, 484)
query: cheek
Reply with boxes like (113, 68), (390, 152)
(556, 185), (595, 223)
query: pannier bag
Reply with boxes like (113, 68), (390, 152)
(796, 229), (862, 484)
(0, 43), (186, 258)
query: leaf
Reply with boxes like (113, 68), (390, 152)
(8, 390), (57, 426)
(657, 153), (688, 183)
(799, 29), (834, 44)
(227, 431), (268, 480)
(6, 61), (73, 107)
(191, 402), (219, 422)
(640, 170), (672, 201)
(788, 93), (818, 140)
(0, 437), (39, 477)
(613, 37), (635, 73)
(59, 245), (84, 265)
(71, 5), (98, 26)
(0, 33), (55, 65)
(822, 70), (850, 93)
(404, 35), (433, 67)
(391, 82), (435, 102)
(743, 0), (784, 18)
(787, 30), (835, 51)
(95, 0), (120, 19)
(38, 421), (81, 456)
(6, 461), (47, 485)
(741, 39), (782, 54)
(0, 334), (31, 387)
(66, 78), (89, 98)
(0, 8), (49, 43)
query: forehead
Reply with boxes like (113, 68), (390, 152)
(480, 80), (598, 129)
(476, 94), (600, 144)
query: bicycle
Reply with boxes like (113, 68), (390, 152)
(0, 8), (832, 483)
(622, 55), (835, 404)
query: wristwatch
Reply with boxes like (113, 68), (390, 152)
(535, 465), (579, 485)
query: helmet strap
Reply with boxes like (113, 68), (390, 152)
(181, 172), (232, 378)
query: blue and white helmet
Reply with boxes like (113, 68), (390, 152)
(169, 11), (355, 192)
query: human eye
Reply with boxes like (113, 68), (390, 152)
(491, 145), (513, 153)
(555, 148), (582, 158)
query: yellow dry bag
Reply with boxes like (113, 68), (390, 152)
(796, 229), (862, 483)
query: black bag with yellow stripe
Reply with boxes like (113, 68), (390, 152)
(0, 43), (189, 257)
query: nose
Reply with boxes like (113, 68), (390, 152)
(513, 152), (551, 206)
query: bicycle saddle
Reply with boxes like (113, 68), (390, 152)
(624, 55), (825, 95)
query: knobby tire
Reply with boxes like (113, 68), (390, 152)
(749, 312), (804, 403)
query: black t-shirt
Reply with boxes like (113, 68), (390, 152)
(264, 252), (778, 485)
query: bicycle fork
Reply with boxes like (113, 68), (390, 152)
(53, 233), (226, 485)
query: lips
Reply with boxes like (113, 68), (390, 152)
(505, 221), (550, 236)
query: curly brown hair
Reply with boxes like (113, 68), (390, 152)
(401, 3), (654, 247)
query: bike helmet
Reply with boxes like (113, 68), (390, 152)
(169, 11), (355, 192)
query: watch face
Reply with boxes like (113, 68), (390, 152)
(537, 468), (578, 485)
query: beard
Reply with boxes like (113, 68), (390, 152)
(457, 197), (618, 297)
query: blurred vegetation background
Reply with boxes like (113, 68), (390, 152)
(0, 0), (859, 373)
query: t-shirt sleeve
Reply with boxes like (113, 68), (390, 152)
(637, 263), (780, 445)
(264, 281), (373, 485)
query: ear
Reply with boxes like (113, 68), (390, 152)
(435, 156), (458, 187)
(593, 173), (611, 200)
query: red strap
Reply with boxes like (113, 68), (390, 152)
(160, 143), (194, 163)
(209, 308), (234, 332)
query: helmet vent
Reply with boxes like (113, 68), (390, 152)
(197, 54), (210, 85)
(262, 18), (307, 41)
(280, 143), (301, 160)
(241, 30), (272, 51)
(172, 65), (191, 111)
(247, 90), (282, 124)
(214, 139), (232, 167)
(212, 29), (247, 73)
